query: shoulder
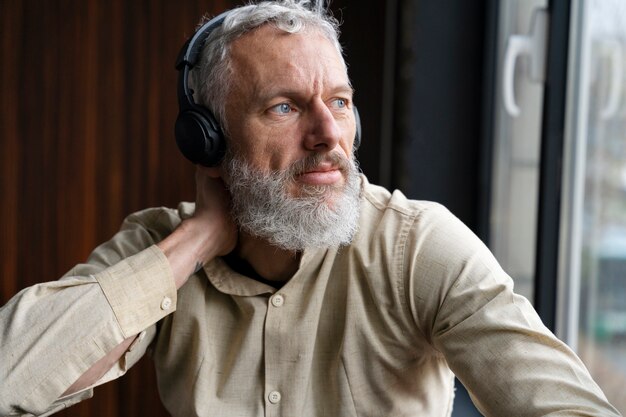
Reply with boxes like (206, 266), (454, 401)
(358, 177), (485, 256)
(361, 176), (501, 291)
(355, 176), (503, 291)
(352, 176), (465, 293)
(356, 176), (453, 243)
(349, 177), (478, 341)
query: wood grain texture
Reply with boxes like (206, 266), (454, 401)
(1, 1), (234, 415)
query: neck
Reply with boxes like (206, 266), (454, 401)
(234, 231), (301, 283)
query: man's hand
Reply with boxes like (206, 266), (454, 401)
(191, 166), (238, 258)
(158, 166), (237, 289)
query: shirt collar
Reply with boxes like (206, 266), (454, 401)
(203, 257), (276, 296)
(202, 245), (330, 297)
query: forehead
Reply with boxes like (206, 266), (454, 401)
(227, 25), (350, 100)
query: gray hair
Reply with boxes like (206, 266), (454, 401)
(189, 0), (343, 134)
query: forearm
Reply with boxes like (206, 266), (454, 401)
(158, 217), (227, 289)
(61, 335), (136, 396)
(0, 245), (174, 415)
(0, 277), (128, 415)
(63, 220), (223, 397)
(59, 217), (231, 399)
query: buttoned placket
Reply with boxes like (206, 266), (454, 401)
(260, 249), (323, 416)
(264, 291), (292, 416)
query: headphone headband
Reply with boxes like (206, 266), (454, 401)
(176, 11), (230, 70)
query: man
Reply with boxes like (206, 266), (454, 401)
(0, 1), (620, 416)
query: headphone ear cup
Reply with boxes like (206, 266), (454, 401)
(353, 106), (362, 150)
(175, 109), (225, 166)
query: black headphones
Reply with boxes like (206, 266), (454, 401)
(175, 10), (362, 167)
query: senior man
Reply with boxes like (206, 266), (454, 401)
(0, 1), (620, 416)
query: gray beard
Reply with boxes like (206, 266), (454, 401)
(223, 151), (362, 252)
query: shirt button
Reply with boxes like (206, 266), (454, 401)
(160, 297), (172, 310)
(268, 390), (282, 404)
(271, 294), (285, 308)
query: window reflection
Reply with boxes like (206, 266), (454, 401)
(569, 0), (626, 411)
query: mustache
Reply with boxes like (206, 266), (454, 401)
(286, 152), (352, 178)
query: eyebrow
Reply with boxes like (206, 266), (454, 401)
(255, 82), (355, 104)
(331, 83), (356, 96)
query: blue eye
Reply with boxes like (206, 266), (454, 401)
(271, 103), (293, 114)
(332, 98), (347, 109)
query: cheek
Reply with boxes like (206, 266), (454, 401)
(232, 125), (292, 171)
(338, 131), (355, 158)
(342, 138), (354, 156)
(260, 125), (306, 167)
(228, 119), (268, 157)
(338, 114), (357, 154)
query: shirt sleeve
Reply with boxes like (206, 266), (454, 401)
(404, 203), (621, 416)
(0, 208), (178, 416)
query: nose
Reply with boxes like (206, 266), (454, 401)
(303, 101), (342, 151)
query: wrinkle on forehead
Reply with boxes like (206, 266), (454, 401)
(227, 25), (350, 106)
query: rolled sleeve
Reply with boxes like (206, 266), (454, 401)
(96, 245), (177, 338)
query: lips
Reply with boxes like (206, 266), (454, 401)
(301, 161), (340, 174)
(289, 152), (350, 186)
(297, 165), (343, 185)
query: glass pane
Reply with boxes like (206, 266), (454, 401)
(490, 0), (548, 302)
(559, 0), (626, 412)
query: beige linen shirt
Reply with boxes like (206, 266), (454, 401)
(0, 176), (620, 416)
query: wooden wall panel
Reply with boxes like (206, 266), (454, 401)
(0, 1), (236, 415)
(1, 0), (385, 415)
